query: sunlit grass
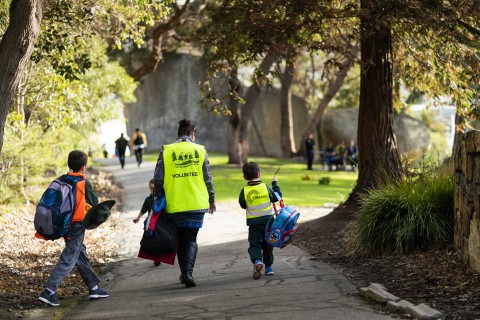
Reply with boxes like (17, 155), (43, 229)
(144, 151), (357, 207)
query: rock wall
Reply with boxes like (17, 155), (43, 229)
(124, 52), (310, 156)
(321, 108), (431, 154)
(454, 130), (480, 272)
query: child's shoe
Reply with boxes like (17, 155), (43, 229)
(89, 287), (109, 299)
(253, 260), (263, 280)
(38, 289), (59, 307)
(265, 266), (274, 276)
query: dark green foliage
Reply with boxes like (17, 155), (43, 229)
(354, 167), (454, 256)
(318, 177), (331, 185)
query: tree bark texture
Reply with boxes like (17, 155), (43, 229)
(227, 68), (242, 164)
(280, 58), (296, 157)
(297, 45), (359, 157)
(238, 52), (277, 164)
(352, 0), (402, 196)
(0, 0), (44, 154)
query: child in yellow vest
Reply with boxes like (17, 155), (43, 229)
(238, 162), (282, 279)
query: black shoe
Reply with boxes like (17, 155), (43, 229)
(154, 262), (161, 266)
(179, 274), (185, 284)
(184, 273), (196, 287)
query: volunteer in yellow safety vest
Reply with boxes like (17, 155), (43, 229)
(238, 162), (282, 279)
(153, 119), (216, 288)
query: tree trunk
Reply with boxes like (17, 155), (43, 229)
(238, 52), (278, 164)
(0, 0), (44, 154)
(280, 58), (296, 157)
(297, 45), (359, 157)
(350, 1), (402, 198)
(227, 68), (243, 164)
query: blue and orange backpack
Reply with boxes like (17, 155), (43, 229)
(34, 174), (84, 240)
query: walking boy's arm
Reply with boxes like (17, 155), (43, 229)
(238, 189), (247, 209)
(85, 180), (99, 206)
(268, 181), (282, 202)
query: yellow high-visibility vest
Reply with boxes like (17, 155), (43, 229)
(163, 142), (209, 213)
(244, 183), (273, 219)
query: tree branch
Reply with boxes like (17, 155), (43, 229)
(130, 0), (194, 81)
(456, 19), (480, 38)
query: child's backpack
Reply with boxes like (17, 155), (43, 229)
(34, 174), (84, 240)
(265, 200), (300, 248)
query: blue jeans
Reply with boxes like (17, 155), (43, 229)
(45, 223), (100, 291)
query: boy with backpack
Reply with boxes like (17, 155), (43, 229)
(238, 162), (281, 280)
(37, 150), (109, 306)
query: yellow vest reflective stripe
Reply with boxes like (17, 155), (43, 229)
(244, 183), (273, 219)
(163, 142), (209, 213)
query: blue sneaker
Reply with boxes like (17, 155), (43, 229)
(265, 266), (274, 276)
(253, 260), (263, 280)
(88, 287), (109, 299)
(38, 289), (59, 307)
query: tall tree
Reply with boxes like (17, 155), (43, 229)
(353, 0), (403, 195)
(0, 0), (45, 154)
(279, 56), (296, 157)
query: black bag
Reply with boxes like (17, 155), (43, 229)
(140, 213), (177, 254)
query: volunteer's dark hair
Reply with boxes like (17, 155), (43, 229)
(68, 150), (88, 172)
(177, 119), (196, 137)
(242, 162), (260, 180)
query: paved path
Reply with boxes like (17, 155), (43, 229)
(28, 156), (391, 320)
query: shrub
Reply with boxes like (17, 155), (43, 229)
(354, 165), (454, 256)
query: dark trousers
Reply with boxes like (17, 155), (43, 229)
(176, 228), (199, 275)
(248, 224), (274, 266)
(118, 149), (126, 168)
(134, 148), (144, 165)
(307, 151), (314, 170)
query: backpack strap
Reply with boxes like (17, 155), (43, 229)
(272, 192), (285, 216)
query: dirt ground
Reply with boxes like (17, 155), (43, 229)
(294, 203), (480, 320)
(2, 170), (480, 319)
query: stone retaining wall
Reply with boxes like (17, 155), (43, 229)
(454, 130), (480, 272)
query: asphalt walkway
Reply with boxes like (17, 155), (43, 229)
(28, 156), (391, 319)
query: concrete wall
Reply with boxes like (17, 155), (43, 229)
(124, 52), (310, 156)
(454, 130), (480, 272)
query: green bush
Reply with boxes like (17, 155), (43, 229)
(354, 166), (454, 256)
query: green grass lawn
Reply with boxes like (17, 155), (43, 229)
(144, 151), (357, 207)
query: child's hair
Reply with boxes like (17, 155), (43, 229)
(243, 162), (260, 180)
(149, 179), (154, 185)
(177, 119), (196, 137)
(68, 150), (88, 172)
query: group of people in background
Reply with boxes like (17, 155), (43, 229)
(324, 140), (358, 171)
(304, 133), (358, 171)
(112, 128), (148, 169)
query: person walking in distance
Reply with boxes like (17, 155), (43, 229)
(132, 128), (147, 168)
(115, 133), (130, 169)
(153, 119), (216, 287)
(305, 132), (315, 170)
